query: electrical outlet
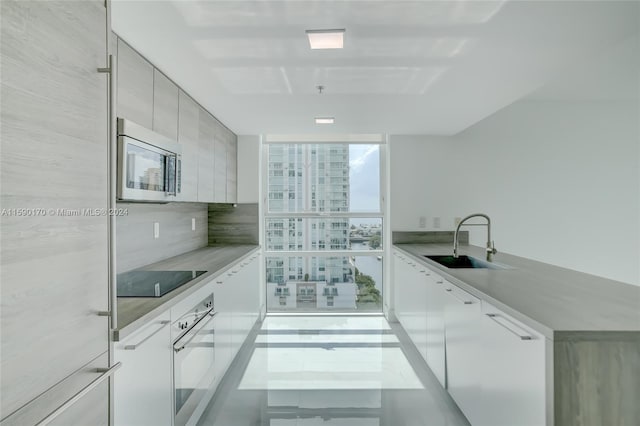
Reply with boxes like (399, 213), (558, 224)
(454, 217), (462, 226)
(154, 222), (160, 239)
(192, 218), (196, 231)
(433, 217), (441, 229)
(419, 216), (427, 228)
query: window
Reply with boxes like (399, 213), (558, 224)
(265, 142), (384, 313)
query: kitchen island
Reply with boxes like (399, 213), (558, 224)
(393, 239), (639, 426)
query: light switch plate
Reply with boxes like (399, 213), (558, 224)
(419, 216), (427, 228)
(433, 217), (441, 229)
(154, 222), (160, 239)
(192, 218), (196, 231)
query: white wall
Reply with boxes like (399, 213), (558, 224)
(391, 99), (639, 286)
(390, 36), (640, 286)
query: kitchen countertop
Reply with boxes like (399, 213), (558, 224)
(394, 243), (640, 340)
(114, 244), (259, 341)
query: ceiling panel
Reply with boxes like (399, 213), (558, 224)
(112, 0), (640, 135)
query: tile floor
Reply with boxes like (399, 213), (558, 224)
(198, 315), (470, 426)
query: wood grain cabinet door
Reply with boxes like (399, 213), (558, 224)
(226, 132), (238, 204)
(152, 69), (179, 141)
(116, 38), (153, 127)
(177, 90), (200, 202)
(213, 124), (227, 203)
(1, 0), (110, 422)
(198, 109), (215, 203)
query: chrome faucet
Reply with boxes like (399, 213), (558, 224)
(453, 213), (497, 262)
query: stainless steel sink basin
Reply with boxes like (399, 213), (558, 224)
(424, 255), (509, 270)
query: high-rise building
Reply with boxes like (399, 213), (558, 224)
(266, 144), (355, 309)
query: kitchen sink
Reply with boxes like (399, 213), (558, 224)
(424, 255), (509, 270)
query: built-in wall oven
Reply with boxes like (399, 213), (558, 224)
(173, 293), (216, 426)
(117, 118), (182, 202)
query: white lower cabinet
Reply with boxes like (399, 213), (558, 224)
(393, 251), (549, 426)
(392, 251), (409, 328)
(213, 254), (260, 384)
(478, 302), (547, 426)
(114, 251), (262, 426)
(424, 271), (447, 387)
(407, 264), (428, 361)
(443, 283), (483, 425)
(114, 311), (173, 426)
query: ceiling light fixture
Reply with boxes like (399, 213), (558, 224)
(315, 117), (335, 124)
(306, 29), (345, 49)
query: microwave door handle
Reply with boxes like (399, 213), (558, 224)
(176, 155), (181, 194)
(165, 154), (177, 196)
(164, 156), (171, 195)
(173, 310), (217, 353)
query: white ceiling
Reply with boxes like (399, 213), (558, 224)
(111, 1), (639, 135)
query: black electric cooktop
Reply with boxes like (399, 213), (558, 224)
(117, 270), (207, 297)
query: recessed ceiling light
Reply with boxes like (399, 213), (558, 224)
(315, 117), (335, 124)
(306, 29), (345, 49)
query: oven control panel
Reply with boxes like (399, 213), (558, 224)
(172, 293), (214, 338)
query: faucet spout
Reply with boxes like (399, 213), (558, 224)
(453, 213), (497, 262)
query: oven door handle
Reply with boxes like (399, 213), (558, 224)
(173, 310), (217, 353)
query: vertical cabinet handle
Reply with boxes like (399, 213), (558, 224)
(98, 54), (118, 331)
(486, 313), (533, 340)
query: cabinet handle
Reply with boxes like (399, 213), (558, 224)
(216, 280), (223, 284)
(486, 313), (533, 340)
(123, 321), (170, 350)
(445, 288), (473, 304)
(35, 362), (122, 426)
(174, 311), (217, 353)
(98, 53), (118, 331)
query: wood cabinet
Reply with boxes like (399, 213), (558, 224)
(114, 36), (238, 203)
(177, 90), (200, 202)
(214, 131), (227, 202)
(114, 311), (173, 426)
(226, 132), (238, 203)
(237, 135), (260, 203)
(198, 109), (215, 202)
(479, 302), (546, 426)
(152, 69), (179, 140)
(117, 38), (153, 127)
(0, 1), (110, 424)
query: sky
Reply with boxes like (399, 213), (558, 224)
(349, 144), (380, 213)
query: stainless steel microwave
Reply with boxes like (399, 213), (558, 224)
(117, 118), (181, 202)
